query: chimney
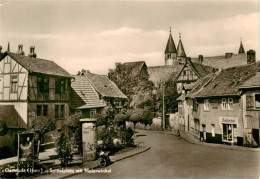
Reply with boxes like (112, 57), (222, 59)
(17, 44), (24, 55)
(225, 53), (233, 59)
(198, 55), (203, 64)
(247, 50), (256, 64)
(0, 46), (2, 53)
(28, 46), (37, 58)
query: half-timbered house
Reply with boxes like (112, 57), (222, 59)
(0, 46), (72, 130)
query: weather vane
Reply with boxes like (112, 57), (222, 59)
(240, 37), (242, 42)
(169, 26), (172, 33)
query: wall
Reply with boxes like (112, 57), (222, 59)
(27, 103), (70, 130)
(0, 55), (28, 101)
(241, 89), (260, 146)
(197, 97), (243, 144)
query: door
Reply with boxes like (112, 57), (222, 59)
(202, 124), (206, 141)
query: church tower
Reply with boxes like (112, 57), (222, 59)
(164, 29), (177, 66)
(177, 33), (186, 64)
(238, 38), (245, 54)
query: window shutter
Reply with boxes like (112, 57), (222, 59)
(246, 95), (254, 108)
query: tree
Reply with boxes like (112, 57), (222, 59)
(55, 132), (73, 167)
(114, 113), (128, 127)
(128, 109), (144, 134)
(30, 116), (55, 143)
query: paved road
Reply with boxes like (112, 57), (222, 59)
(71, 130), (260, 179)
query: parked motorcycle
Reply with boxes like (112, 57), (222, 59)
(97, 151), (111, 167)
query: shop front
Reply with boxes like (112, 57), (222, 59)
(220, 117), (238, 144)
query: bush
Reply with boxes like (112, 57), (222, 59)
(120, 127), (134, 147)
(98, 127), (120, 154)
(55, 132), (73, 167)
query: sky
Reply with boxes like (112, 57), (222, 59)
(0, 0), (259, 75)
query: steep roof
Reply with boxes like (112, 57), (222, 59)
(191, 53), (247, 70)
(85, 72), (127, 99)
(147, 65), (181, 87)
(240, 72), (260, 89)
(71, 75), (106, 109)
(192, 62), (214, 77)
(0, 52), (71, 77)
(174, 59), (214, 82)
(192, 63), (259, 98)
(0, 105), (26, 128)
(238, 41), (245, 54)
(177, 39), (186, 57)
(122, 61), (147, 77)
(165, 33), (177, 54)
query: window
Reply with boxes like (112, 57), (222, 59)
(167, 54), (171, 59)
(55, 105), (59, 119)
(246, 95), (254, 108)
(10, 76), (18, 93)
(75, 110), (82, 118)
(193, 99), (198, 111)
(114, 101), (122, 107)
(222, 98), (227, 110)
(37, 105), (48, 116)
(55, 105), (65, 119)
(255, 94), (260, 108)
(38, 76), (49, 93)
(43, 105), (48, 116)
(90, 109), (96, 117)
(204, 99), (210, 111)
(211, 124), (215, 137)
(37, 105), (42, 116)
(228, 98), (233, 110)
(56, 78), (66, 94)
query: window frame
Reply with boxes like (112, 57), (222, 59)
(10, 75), (18, 93)
(222, 98), (227, 110)
(227, 98), (233, 110)
(255, 94), (260, 108)
(90, 109), (96, 117)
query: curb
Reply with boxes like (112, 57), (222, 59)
(57, 146), (151, 179)
(163, 131), (260, 153)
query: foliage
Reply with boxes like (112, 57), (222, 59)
(30, 116), (55, 143)
(65, 114), (80, 133)
(94, 113), (107, 127)
(140, 110), (155, 126)
(114, 113), (129, 127)
(164, 80), (180, 113)
(120, 127), (134, 147)
(108, 62), (154, 107)
(55, 132), (73, 167)
(98, 127), (118, 154)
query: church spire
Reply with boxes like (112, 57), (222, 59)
(238, 37), (245, 54)
(177, 33), (186, 57)
(165, 27), (177, 54)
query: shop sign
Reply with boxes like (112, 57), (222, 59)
(219, 117), (238, 124)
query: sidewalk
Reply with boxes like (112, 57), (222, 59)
(0, 148), (57, 166)
(164, 130), (260, 152)
(34, 143), (150, 179)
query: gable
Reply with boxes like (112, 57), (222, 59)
(175, 63), (199, 83)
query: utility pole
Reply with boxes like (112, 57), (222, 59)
(162, 83), (165, 131)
